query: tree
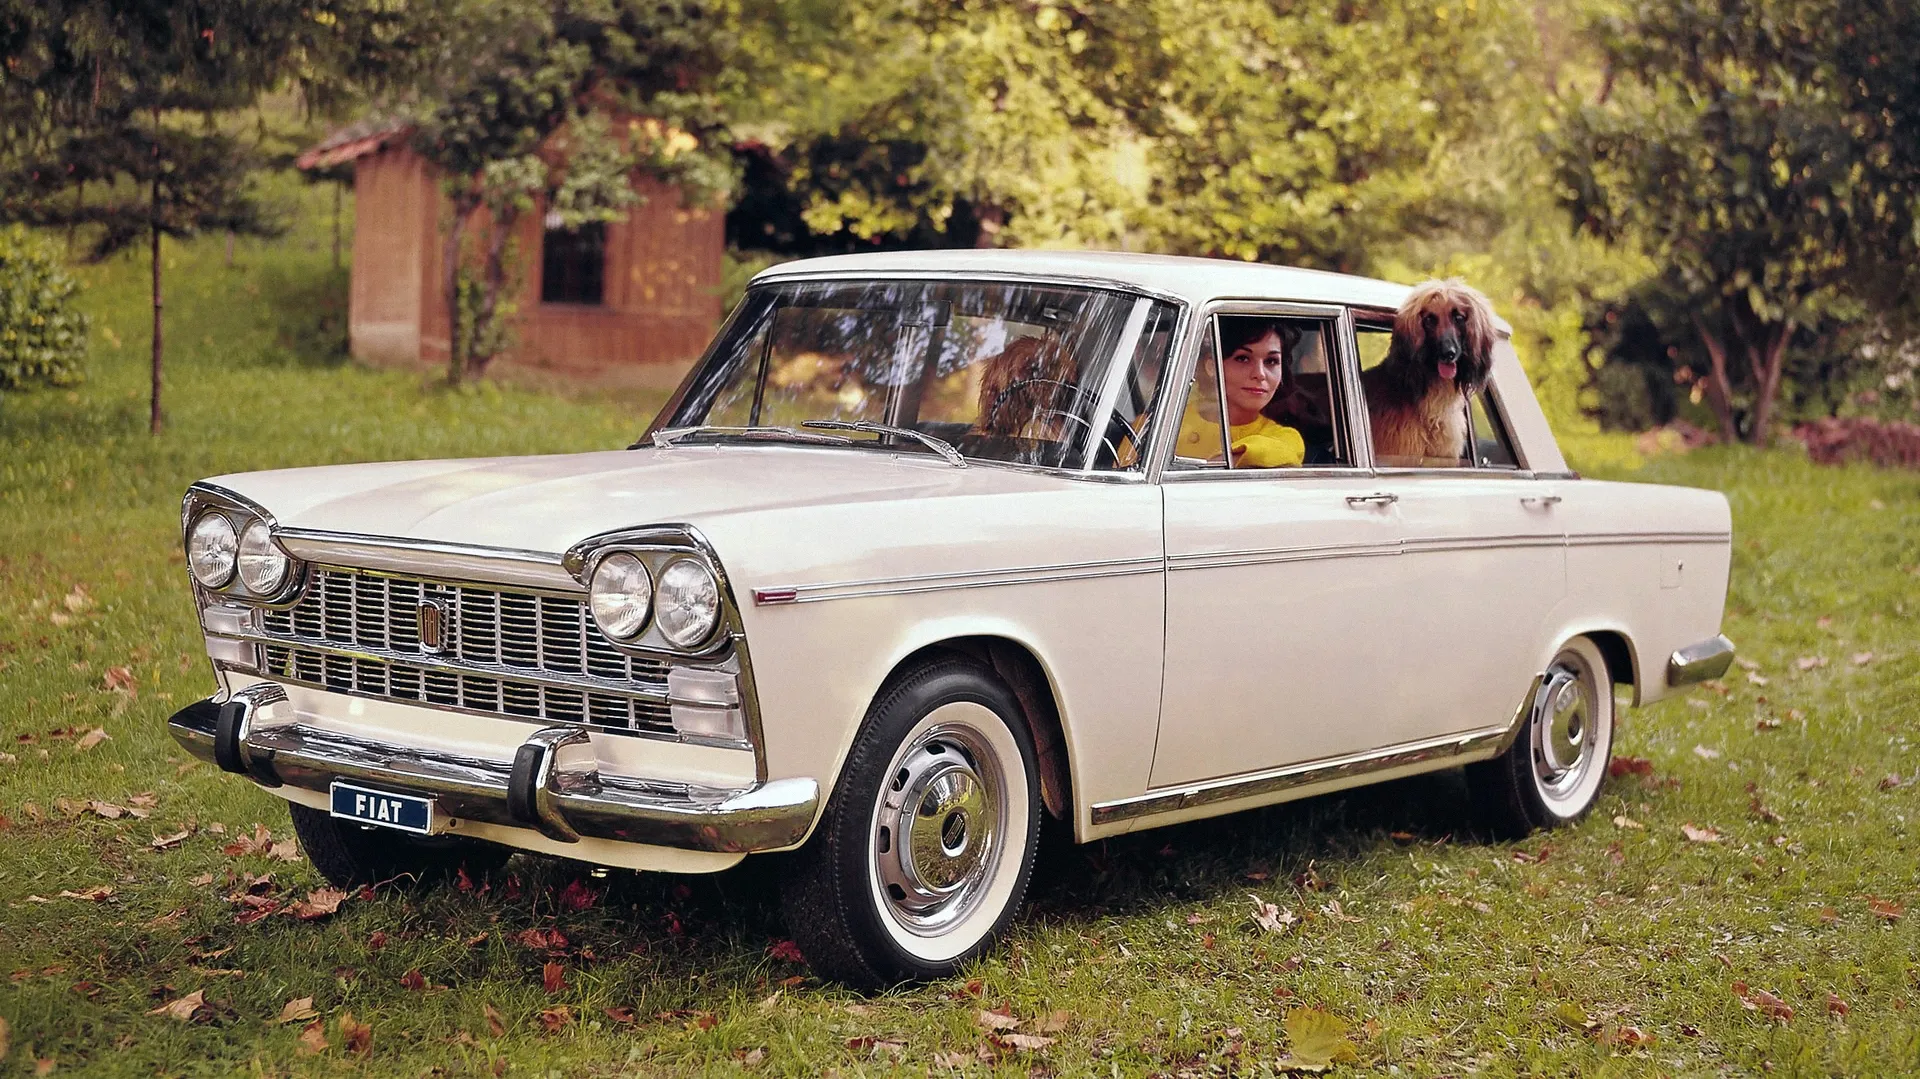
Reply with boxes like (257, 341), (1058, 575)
(405, 0), (738, 383)
(729, 0), (1535, 269)
(1553, 0), (1914, 445)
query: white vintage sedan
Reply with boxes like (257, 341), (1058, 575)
(170, 251), (1734, 987)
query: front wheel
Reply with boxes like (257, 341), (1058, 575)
(1468, 636), (1616, 839)
(781, 656), (1040, 989)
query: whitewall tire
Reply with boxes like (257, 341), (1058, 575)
(1468, 635), (1616, 838)
(781, 655), (1040, 988)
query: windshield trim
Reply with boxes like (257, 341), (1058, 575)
(639, 274), (1192, 481)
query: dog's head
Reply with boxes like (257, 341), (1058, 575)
(1392, 279), (1495, 393)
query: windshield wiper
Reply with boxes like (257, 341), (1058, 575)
(647, 425), (855, 450)
(801, 419), (968, 468)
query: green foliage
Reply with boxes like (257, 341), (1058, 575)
(405, 0), (741, 382)
(1553, 0), (1920, 445)
(0, 225), (88, 392)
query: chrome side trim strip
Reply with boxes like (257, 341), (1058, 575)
(758, 555), (1164, 606)
(275, 529), (576, 591)
(1092, 723), (1513, 826)
(1168, 540), (1402, 572)
(1566, 530), (1731, 547)
(1667, 634), (1736, 687)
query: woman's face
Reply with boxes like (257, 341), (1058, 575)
(1221, 329), (1284, 424)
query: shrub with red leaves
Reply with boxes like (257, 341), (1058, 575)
(1792, 417), (1920, 469)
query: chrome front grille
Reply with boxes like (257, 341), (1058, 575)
(257, 566), (671, 732)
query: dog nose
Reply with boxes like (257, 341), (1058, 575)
(1437, 338), (1461, 362)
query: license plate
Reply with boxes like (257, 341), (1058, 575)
(329, 782), (435, 835)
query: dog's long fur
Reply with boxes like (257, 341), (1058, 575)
(1360, 278), (1496, 465)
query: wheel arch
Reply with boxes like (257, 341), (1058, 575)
(889, 635), (1073, 824)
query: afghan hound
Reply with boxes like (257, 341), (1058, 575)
(1360, 278), (1497, 466)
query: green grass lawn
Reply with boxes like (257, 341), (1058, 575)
(4, 210), (1920, 1076)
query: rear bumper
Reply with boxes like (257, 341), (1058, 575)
(1666, 634), (1736, 687)
(168, 689), (818, 854)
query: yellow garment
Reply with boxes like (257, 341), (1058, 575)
(1175, 408), (1305, 468)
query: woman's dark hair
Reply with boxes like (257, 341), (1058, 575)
(1217, 317), (1297, 359)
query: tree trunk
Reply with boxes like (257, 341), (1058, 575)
(443, 205), (469, 385)
(467, 216), (516, 379)
(149, 108), (164, 436)
(1745, 320), (1793, 447)
(332, 180), (343, 270)
(150, 183), (164, 436)
(1689, 314), (1740, 443)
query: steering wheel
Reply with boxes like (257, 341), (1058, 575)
(983, 378), (1124, 466)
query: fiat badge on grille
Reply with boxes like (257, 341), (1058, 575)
(417, 598), (449, 654)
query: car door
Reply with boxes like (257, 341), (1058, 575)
(1351, 319), (1567, 747)
(1150, 304), (1424, 789)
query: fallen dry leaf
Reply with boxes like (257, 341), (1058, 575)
(188, 872), (215, 887)
(484, 1003), (507, 1038)
(767, 939), (806, 963)
(1750, 798), (1785, 824)
(757, 990), (782, 1013)
(148, 990), (207, 1022)
(538, 1005), (572, 1033)
(59, 886), (113, 902)
(267, 840), (300, 863)
(150, 830), (191, 851)
(1866, 896), (1904, 921)
(274, 997), (318, 1024)
(1608, 756), (1655, 778)
(1745, 671), (1770, 686)
(86, 801), (126, 820)
(1733, 982), (1794, 1023)
(1851, 651), (1875, 667)
(1250, 894), (1298, 933)
(338, 1012), (371, 1055)
(1277, 1007), (1358, 1072)
(1681, 823), (1724, 844)
(103, 667), (136, 693)
(1035, 1009), (1071, 1034)
(296, 1020), (328, 1055)
(976, 1008), (1020, 1032)
(514, 927), (568, 953)
(1880, 774), (1906, 791)
(222, 824), (275, 857)
(1796, 655), (1828, 671)
(542, 961), (566, 994)
(1597, 1024), (1654, 1050)
(1692, 745), (1722, 761)
(1611, 815), (1644, 830)
(399, 969), (427, 992)
(1827, 992), (1850, 1017)
(288, 888), (346, 920)
(73, 728), (108, 751)
(604, 1006), (637, 1025)
(996, 1032), (1055, 1051)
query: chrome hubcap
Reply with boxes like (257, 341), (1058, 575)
(873, 725), (1002, 936)
(1532, 656), (1598, 802)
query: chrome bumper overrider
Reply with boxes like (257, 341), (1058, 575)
(1667, 634), (1737, 687)
(167, 689), (818, 853)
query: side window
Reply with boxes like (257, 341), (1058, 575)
(1467, 390), (1520, 469)
(1168, 314), (1349, 471)
(1354, 320), (1469, 468)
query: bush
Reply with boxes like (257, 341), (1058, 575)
(0, 225), (88, 392)
(1791, 417), (1920, 469)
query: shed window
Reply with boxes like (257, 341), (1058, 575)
(540, 220), (606, 306)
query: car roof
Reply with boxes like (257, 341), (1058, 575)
(752, 249), (1415, 311)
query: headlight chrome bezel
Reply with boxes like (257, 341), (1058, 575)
(182, 485), (305, 606)
(654, 558), (722, 650)
(567, 529), (738, 659)
(237, 519), (291, 596)
(187, 512), (239, 588)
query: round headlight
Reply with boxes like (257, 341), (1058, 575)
(187, 512), (238, 587)
(655, 559), (720, 649)
(237, 520), (289, 595)
(589, 553), (653, 639)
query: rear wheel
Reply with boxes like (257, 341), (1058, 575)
(781, 656), (1040, 989)
(1468, 636), (1615, 839)
(288, 802), (510, 889)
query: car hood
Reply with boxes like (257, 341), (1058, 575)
(207, 444), (1069, 556)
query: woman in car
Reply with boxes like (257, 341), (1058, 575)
(1173, 319), (1305, 467)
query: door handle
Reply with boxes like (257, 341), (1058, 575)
(1520, 495), (1563, 508)
(1345, 492), (1398, 507)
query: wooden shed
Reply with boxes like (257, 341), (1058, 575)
(298, 122), (725, 389)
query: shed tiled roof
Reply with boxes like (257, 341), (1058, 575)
(295, 119), (412, 170)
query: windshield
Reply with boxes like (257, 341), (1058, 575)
(660, 279), (1181, 471)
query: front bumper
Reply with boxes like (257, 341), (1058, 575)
(1666, 633), (1737, 687)
(168, 688), (818, 854)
